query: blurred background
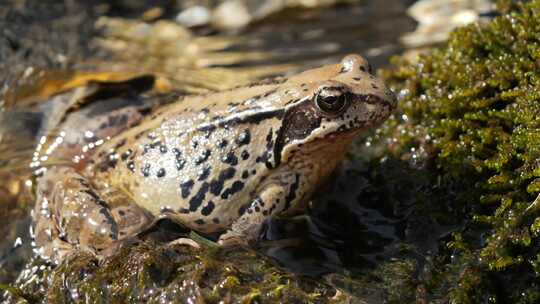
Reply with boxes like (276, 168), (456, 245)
(0, 0), (495, 93)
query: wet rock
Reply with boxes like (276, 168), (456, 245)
(401, 0), (495, 47)
(175, 0), (356, 31)
(211, 0), (252, 30)
(175, 5), (211, 27)
(8, 241), (342, 303)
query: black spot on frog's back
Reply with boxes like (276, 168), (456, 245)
(173, 148), (187, 170)
(221, 180), (244, 199)
(188, 182), (210, 211)
(141, 163), (151, 177)
(96, 152), (119, 172)
(121, 149), (133, 161)
(156, 168), (166, 178)
(210, 167), (236, 196)
(218, 139), (228, 149)
(201, 201), (215, 216)
(198, 165), (212, 181)
(222, 152), (238, 166)
(180, 180), (194, 198)
(195, 149), (211, 165)
(236, 130), (251, 146)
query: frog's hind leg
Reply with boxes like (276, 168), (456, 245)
(33, 166), (152, 262)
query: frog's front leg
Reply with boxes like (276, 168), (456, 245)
(218, 172), (304, 247)
(33, 166), (152, 262)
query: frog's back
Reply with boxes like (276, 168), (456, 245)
(87, 82), (290, 232)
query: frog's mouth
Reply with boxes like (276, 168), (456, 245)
(353, 93), (396, 117)
(323, 129), (358, 141)
(326, 93), (395, 135)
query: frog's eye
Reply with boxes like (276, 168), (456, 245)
(315, 93), (348, 115)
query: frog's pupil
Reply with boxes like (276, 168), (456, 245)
(316, 94), (346, 114)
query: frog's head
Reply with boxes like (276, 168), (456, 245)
(276, 54), (396, 163)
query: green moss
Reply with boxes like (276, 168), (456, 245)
(378, 0), (540, 302)
(12, 241), (340, 303)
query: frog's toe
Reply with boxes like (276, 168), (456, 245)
(167, 237), (201, 249)
(34, 238), (77, 264)
(217, 231), (250, 247)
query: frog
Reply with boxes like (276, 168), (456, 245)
(32, 54), (397, 263)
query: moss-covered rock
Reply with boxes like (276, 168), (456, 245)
(377, 0), (540, 302)
(9, 241), (341, 303)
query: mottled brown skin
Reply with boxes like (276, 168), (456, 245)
(32, 54), (396, 263)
